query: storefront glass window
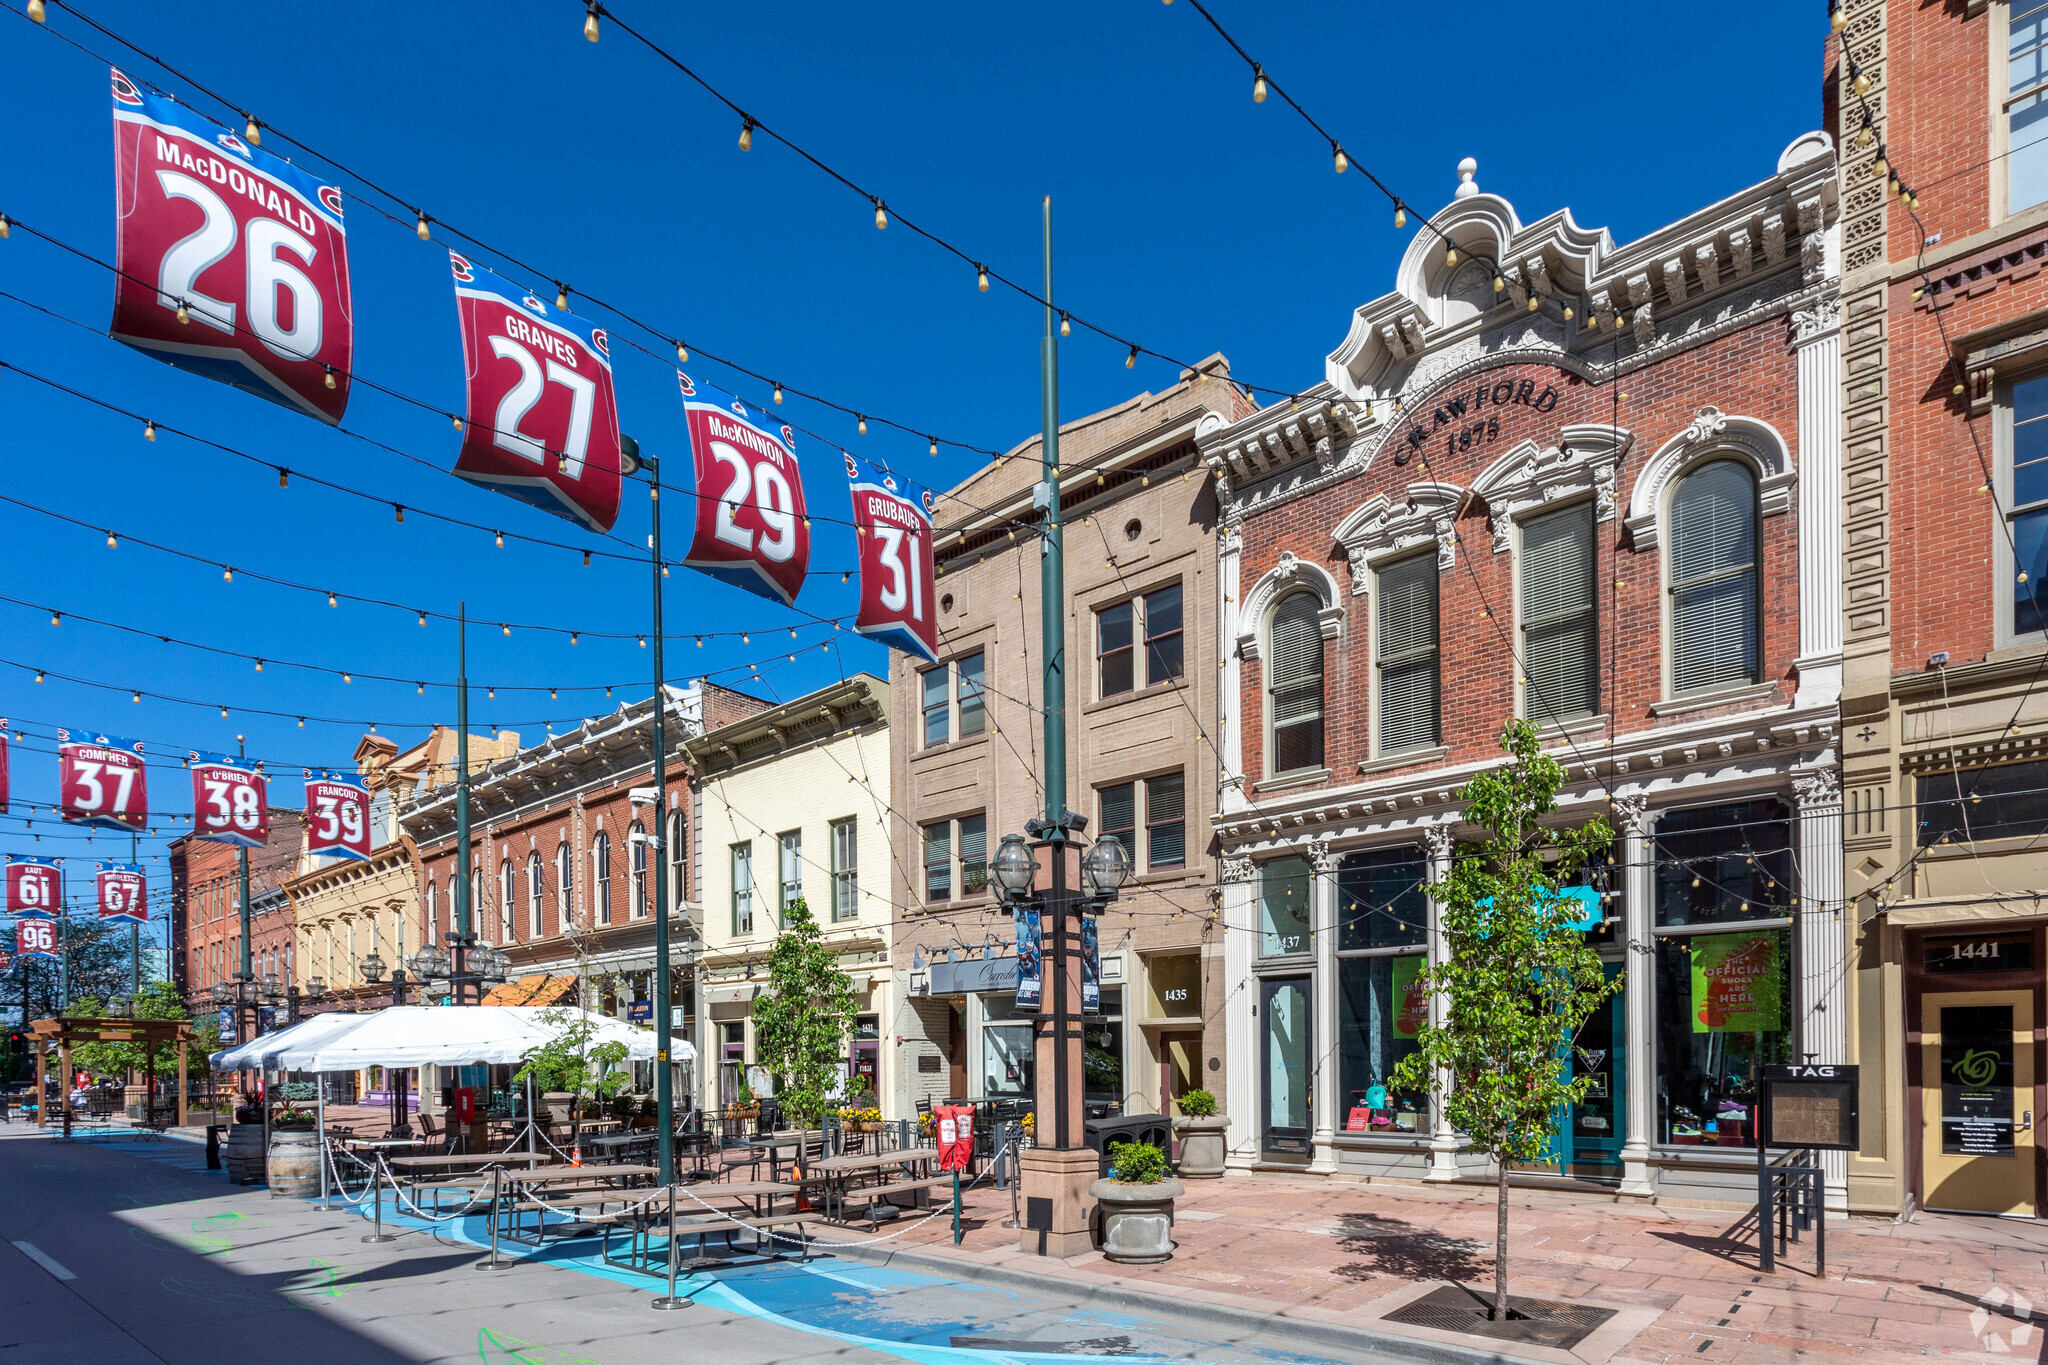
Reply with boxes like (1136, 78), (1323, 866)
(1337, 846), (1427, 951)
(1084, 988), (1125, 1118)
(982, 1000), (1034, 1101)
(1336, 954), (1426, 1133)
(1260, 856), (1312, 956)
(1654, 928), (1791, 1147)
(1652, 799), (1793, 927)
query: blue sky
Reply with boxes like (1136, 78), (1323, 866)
(0, 0), (1821, 926)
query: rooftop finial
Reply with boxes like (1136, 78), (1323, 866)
(1455, 157), (1479, 199)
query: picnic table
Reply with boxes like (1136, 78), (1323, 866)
(603, 1179), (809, 1274)
(386, 1149), (552, 1213)
(809, 1146), (946, 1226)
(498, 1163), (660, 1245)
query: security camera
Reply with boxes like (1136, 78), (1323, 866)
(628, 786), (659, 808)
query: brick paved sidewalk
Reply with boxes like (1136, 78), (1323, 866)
(854, 1171), (2045, 1365)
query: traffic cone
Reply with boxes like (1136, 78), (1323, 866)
(571, 1143), (582, 1168)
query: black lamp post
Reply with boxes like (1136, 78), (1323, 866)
(284, 975), (327, 1025)
(359, 952), (414, 1007)
(409, 935), (506, 1005)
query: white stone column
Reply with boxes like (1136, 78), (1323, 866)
(1307, 840), (1340, 1172)
(1423, 825), (1461, 1180)
(1615, 795), (1657, 1198)
(1794, 764), (1849, 1212)
(1221, 855), (1259, 1167)
(1218, 525), (1247, 816)
(1792, 295), (1844, 709)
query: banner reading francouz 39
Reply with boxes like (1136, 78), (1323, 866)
(303, 769), (372, 861)
(844, 453), (938, 661)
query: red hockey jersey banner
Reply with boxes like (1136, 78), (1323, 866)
(96, 862), (147, 923)
(190, 751), (269, 848)
(6, 856), (60, 920)
(57, 728), (148, 832)
(304, 770), (372, 861)
(109, 69), (353, 423)
(844, 454), (938, 662)
(678, 372), (811, 606)
(449, 251), (623, 533)
(16, 917), (57, 963)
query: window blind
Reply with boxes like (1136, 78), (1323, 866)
(1377, 554), (1440, 752)
(1521, 501), (1598, 722)
(1268, 591), (1325, 772)
(1669, 461), (1758, 694)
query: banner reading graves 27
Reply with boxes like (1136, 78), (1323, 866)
(678, 373), (810, 606)
(190, 752), (269, 847)
(304, 770), (372, 861)
(109, 69), (353, 423)
(57, 728), (147, 831)
(844, 454), (938, 661)
(449, 252), (623, 533)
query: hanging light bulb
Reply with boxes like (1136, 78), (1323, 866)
(222, 566), (234, 583)
(144, 420), (157, 442)
(1873, 149), (1888, 179)
(555, 283), (570, 311)
(1857, 123), (1873, 149)
(977, 264), (990, 292)
(696, 635), (704, 647)
(416, 211), (431, 241)
(394, 504), (405, 523)
(241, 115), (262, 147)
(1528, 295), (1540, 312)
(1563, 303), (1574, 321)
(856, 414), (867, 435)
(1059, 312), (1071, 337)
(133, 691), (141, 704)
(874, 199), (888, 230)
(417, 681), (426, 695)
(582, 551), (591, 567)
(50, 611), (60, 627)
(1912, 286), (1924, 302)
(501, 622), (510, 637)
(494, 530), (505, 549)
(1831, 1), (1844, 32)
(451, 412), (464, 431)
(1493, 274), (1505, 293)
(929, 436), (939, 457)
(106, 531), (117, 549)
(175, 299), (190, 325)
(550, 688), (558, 701)
(26, 0), (45, 22)
(1853, 65), (1870, 95)
(638, 636), (647, 648)
(254, 659), (264, 672)
(570, 632), (580, 646)
(0, 213), (9, 237)
(738, 118), (755, 152)
(278, 468), (290, 488)
(1251, 66), (1267, 103)
(1444, 245), (1458, 267)
(1126, 344), (1139, 369)
(1394, 203), (1407, 230)
(583, 1), (600, 42)
(1587, 310), (1600, 330)
(772, 382), (784, 405)
(1332, 143), (1348, 174)
(35, 671), (43, 684)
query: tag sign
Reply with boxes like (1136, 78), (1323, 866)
(6, 857), (60, 919)
(1759, 1063), (1860, 1151)
(16, 918), (57, 962)
(678, 372), (811, 605)
(109, 68), (353, 423)
(449, 251), (623, 532)
(304, 771), (372, 860)
(844, 453), (938, 661)
(96, 862), (147, 922)
(190, 752), (270, 847)
(57, 728), (148, 831)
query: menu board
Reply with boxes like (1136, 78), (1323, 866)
(1940, 1005), (2015, 1157)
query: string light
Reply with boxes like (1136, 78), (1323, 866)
(143, 420), (156, 442)
(1852, 63), (1870, 96)
(1830, 0), (1844, 33)
(1393, 203), (1407, 230)
(416, 210), (431, 241)
(738, 118), (754, 152)
(929, 436), (939, 458)
(342, 673), (351, 683)
(638, 636), (647, 648)
(25, 0), (44, 22)
(1059, 312), (1071, 337)
(773, 383), (784, 405)
(1332, 142), (1348, 174)
(487, 686), (495, 699)
(0, 213), (9, 237)
(50, 611), (60, 627)
(1126, 344), (1139, 369)
(254, 659), (263, 672)
(857, 414), (867, 435)
(394, 504), (405, 523)
(583, 1), (600, 42)
(174, 300), (190, 324)
(105, 532), (116, 549)
(874, 199), (888, 230)
(582, 551), (591, 567)
(35, 671), (43, 684)
(1251, 65), (1267, 102)
(328, 593), (338, 608)
(977, 265), (990, 292)
(132, 691), (140, 704)
(675, 340), (688, 364)
(571, 632), (579, 646)
(1444, 245), (1458, 267)
(494, 530), (505, 549)
(244, 116), (261, 147)
(222, 566), (233, 583)
(297, 717), (304, 727)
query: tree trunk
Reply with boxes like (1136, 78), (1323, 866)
(1494, 1158), (1510, 1321)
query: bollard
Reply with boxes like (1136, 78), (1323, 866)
(474, 1165), (514, 1270)
(651, 1184), (694, 1310)
(206, 1124), (222, 1171)
(362, 1158), (396, 1244)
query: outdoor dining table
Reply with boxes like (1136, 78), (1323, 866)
(807, 1147), (941, 1223)
(386, 1150), (552, 1211)
(498, 1163), (661, 1245)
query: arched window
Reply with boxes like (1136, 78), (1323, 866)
(1669, 459), (1760, 695)
(557, 840), (574, 927)
(668, 811), (687, 910)
(1267, 591), (1325, 774)
(528, 851), (544, 939)
(630, 820), (648, 919)
(500, 858), (516, 942)
(592, 831), (612, 925)
(446, 874), (457, 942)
(426, 877), (439, 948)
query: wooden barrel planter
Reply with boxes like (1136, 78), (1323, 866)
(224, 1124), (268, 1186)
(267, 1130), (321, 1198)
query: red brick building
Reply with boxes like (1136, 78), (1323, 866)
(1834, 0), (2048, 1219)
(1199, 146), (1843, 1208)
(169, 808), (306, 1032)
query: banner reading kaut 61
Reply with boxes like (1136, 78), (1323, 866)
(6, 855), (60, 920)
(109, 68), (353, 423)
(57, 727), (148, 831)
(449, 251), (623, 533)
(678, 372), (811, 606)
(844, 453), (937, 661)
(189, 751), (269, 847)
(96, 862), (148, 923)
(303, 770), (372, 861)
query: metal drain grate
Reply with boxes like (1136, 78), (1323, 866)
(1383, 1284), (1616, 1350)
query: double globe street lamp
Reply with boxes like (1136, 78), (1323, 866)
(404, 935), (509, 1006)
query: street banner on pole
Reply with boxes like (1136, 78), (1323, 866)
(1015, 907), (1042, 1009)
(16, 918), (57, 963)
(109, 68), (354, 423)
(843, 453), (938, 661)
(677, 372), (811, 605)
(0, 717), (9, 813)
(96, 862), (147, 923)
(303, 770), (372, 861)
(449, 251), (624, 533)
(190, 752), (270, 847)
(56, 728), (148, 832)
(1081, 916), (1100, 1014)
(5, 856), (59, 919)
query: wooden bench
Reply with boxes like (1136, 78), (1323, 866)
(838, 1175), (955, 1229)
(599, 1208), (811, 1264)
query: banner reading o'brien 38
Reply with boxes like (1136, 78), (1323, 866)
(449, 251), (623, 533)
(678, 372), (810, 606)
(844, 453), (937, 661)
(110, 68), (353, 424)
(189, 751), (269, 848)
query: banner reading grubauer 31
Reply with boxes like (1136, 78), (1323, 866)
(678, 372), (810, 606)
(844, 453), (937, 661)
(449, 251), (623, 533)
(109, 68), (354, 423)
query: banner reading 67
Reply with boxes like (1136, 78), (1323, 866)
(190, 752), (269, 847)
(304, 771), (372, 861)
(57, 728), (148, 832)
(96, 862), (147, 923)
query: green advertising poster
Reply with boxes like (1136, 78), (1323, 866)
(1391, 955), (1427, 1039)
(1691, 933), (1782, 1034)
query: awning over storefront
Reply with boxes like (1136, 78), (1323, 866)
(930, 953), (1016, 996)
(1884, 899), (2046, 927)
(482, 973), (576, 1007)
(705, 983), (758, 1006)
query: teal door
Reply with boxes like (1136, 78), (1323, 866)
(1538, 961), (1625, 1179)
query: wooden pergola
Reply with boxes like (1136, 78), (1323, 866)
(28, 1016), (192, 1136)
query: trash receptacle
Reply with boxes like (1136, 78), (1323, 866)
(1083, 1114), (1172, 1177)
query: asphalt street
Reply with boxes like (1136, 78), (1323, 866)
(0, 1126), (1365, 1365)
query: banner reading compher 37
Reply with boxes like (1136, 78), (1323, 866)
(109, 68), (354, 423)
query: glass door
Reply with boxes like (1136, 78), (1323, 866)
(1260, 975), (1313, 1156)
(1519, 960), (1625, 1179)
(1921, 990), (2036, 1216)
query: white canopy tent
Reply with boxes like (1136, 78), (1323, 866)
(303, 1006), (681, 1072)
(209, 1010), (366, 1073)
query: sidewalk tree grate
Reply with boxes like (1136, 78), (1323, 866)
(1383, 1284), (1614, 1350)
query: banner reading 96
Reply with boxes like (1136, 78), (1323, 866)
(190, 752), (270, 847)
(844, 453), (938, 661)
(16, 918), (57, 963)
(679, 373), (811, 606)
(450, 252), (623, 533)
(96, 862), (147, 923)
(6, 856), (59, 920)
(304, 771), (372, 861)
(57, 728), (148, 831)
(109, 69), (353, 424)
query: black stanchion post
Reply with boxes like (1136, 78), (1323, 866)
(651, 1184), (693, 1310)
(363, 1158), (396, 1244)
(474, 1165), (512, 1270)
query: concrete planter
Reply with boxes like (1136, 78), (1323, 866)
(1171, 1115), (1230, 1178)
(1089, 1177), (1182, 1265)
(542, 1092), (576, 1125)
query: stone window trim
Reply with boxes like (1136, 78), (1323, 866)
(1623, 406), (1794, 553)
(1469, 424), (1632, 553)
(1333, 482), (1468, 598)
(1236, 551), (1345, 661)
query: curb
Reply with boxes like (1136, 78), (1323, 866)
(823, 1237), (1551, 1365)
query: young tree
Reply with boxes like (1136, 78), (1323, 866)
(513, 1008), (630, 1142)
(750, 897), (855, 1128)
(65, 983), (218, 1085)
(1392, 720), (1619, 1321)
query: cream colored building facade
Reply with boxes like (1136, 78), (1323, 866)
(681, 674), (898, 1116)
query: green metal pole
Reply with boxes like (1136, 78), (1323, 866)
(1039, 195), (1066, 829)
(455, 602), (473, 1002)
(236, 737), (251, 983)
(130, 829), (140, 998)
(634, 434), (677, 1188)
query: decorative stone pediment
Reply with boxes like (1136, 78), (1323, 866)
(1333, 482), (1466, 594)
(1237, 550), (1346, 660)
(1625, 407), (1795, 552)
(1470, 423), (1632, 550)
